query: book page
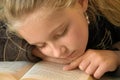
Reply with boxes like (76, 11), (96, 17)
(21, 61), (95, 80)
(0, 61), (34, 80)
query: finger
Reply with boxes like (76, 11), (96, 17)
(93, 65), (107, 79)
(79, 59), (90, 71)
(63, 56), (83, 70)
(85, 62), (98, 75)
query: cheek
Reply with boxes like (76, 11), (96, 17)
(65, 26), (88, 51)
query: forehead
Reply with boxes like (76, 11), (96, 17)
(18, 8), (69, 43)
(24, 8), (67, 25)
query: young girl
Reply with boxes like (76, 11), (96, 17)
(0, 0), (120, 79)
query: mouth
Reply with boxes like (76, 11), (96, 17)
(65, 50), (76, 58)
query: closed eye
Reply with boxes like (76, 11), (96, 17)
(53, 24), (69, 40)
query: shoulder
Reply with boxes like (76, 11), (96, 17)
(87, 15), (120, 50)
(89, 15), (120, 41)
(0, 21), (40, 62)
(0, 21), (8, 38)
(0, 21), (7, 29)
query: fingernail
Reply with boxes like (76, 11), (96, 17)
(63, 65), (70, 71)
(79, 65), (84, 70)
(63, 67), (68, 71)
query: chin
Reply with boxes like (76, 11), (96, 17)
(51, 59), (71, 64)
(56, 57), (77, 64)
(43, 53), (82, 65)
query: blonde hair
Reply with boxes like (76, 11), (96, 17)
(88, 0), (120, 26)
(0, 0), (120, 31)
(0, 0), (76, 31)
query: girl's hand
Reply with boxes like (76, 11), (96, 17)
(63, 49), (120, 79)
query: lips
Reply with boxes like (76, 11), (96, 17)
(53, 50), (78, 64)
(65, 50), (76, 58)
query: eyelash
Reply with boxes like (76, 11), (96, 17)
(36, 24), (69, 48)
(37, 28), (68, 48)
(53, 25), (68, 40)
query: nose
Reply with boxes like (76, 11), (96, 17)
(49, 42), (68, 58)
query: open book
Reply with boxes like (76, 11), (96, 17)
(0, 61), (95, 80)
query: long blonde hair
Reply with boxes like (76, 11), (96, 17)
(0, 0), (120, 31)
(88, 0), (120, 26)
(0, 0), (76, 31)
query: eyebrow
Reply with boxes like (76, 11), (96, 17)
(30, 22), (67, 45)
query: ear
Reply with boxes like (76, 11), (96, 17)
(78, 0), (88, 12)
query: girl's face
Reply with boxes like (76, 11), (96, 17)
(17, 1), (89, 64)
